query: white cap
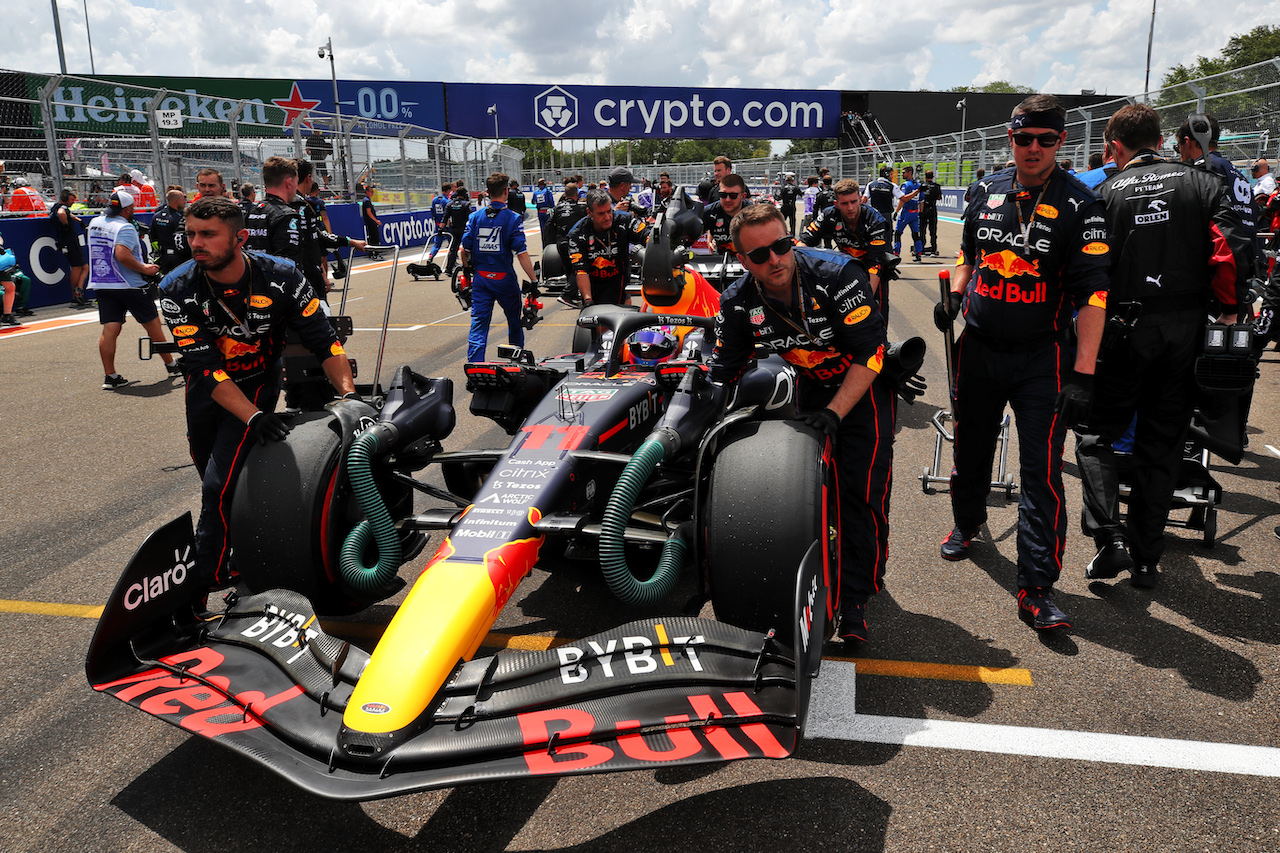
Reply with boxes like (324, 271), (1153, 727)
(112, 190), (135, 208)
(130, 169), (144, 182)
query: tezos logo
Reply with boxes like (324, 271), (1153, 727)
(535, 86), (578, 137)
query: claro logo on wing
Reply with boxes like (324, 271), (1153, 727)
(124, 546), (195, 610)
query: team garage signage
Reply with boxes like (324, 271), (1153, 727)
(446, 83), (840, 140)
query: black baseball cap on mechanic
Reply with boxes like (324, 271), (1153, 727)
(608, 166), (634, 186)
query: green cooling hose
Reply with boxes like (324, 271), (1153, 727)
(340, 429), (403, 595)
(599, 438), (690, 607)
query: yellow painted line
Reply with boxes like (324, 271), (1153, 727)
(0, 599), (104, 618)
(828, 654), (1034, 686)
(4, 599), (1032, 686)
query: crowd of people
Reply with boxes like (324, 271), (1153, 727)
(11, 96), (1275, 642)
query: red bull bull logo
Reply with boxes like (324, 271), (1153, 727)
(782, 348), (838, 370)
(973, 253), (1048, 305)
(591, 257), (616, 271)
(215, 336), (261, 359)
(978, 250), (1041, 279)
(484, 508), (545, 612)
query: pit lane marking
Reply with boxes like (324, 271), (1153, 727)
(809, 664), (1280, 778)
(0, 314), (98, 339)
(0, 599), (104, 618)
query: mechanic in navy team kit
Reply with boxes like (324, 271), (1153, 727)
(533, 178), (556, 237)
(893, 166), (924, 262)
(460, 172), (538, 363)
(1075, 105), (1251, 589)
(918, 170), (943, 256)
(161, 196), (357, 592)
(801, 178), (895, 320)
(566, 188), (648, 306)
(441, 184), (474, 275)
(361, 184), (382, 258)
(702, 173), (751, 255)
(865, 167), (897, 223)
(778, 174), (800, 235)
(934, 95), (1111, 630)
(548, 180), (589, 307)
(709, 203), (894, 644)
(149, 188), (191, 275)
(425, 182), (453, 267)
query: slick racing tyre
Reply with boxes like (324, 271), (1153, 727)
(705, 420), (837, 636)
(230, 411), (414, 614)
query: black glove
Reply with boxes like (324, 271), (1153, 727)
(340, 391), (364, 403)
(247, 410), (291, 445)
(1054, 370), (1094, 430)
(933, 291), (963, 332)
(799, 407), (841, 437)
(897, 372), (927, 404)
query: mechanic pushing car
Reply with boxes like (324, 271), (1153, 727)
(708, 203), (894, 644)
(160, 196), (357, 593)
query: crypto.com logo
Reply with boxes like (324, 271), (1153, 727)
(534, 86), (578, 137)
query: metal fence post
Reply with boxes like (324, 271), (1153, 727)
(399, 126), (412, 212)
(38, 75), (64, 198)
(434, 134), (445, 194)
(147, 89), (169, 191)
(228, 101), (245, 188)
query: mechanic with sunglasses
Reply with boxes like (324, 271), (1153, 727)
(708, 203), (894, 645)
(702, 173), (752, 255)
(933, 94), (1111, 632)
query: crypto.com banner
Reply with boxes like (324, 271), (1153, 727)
(445, 83), (840, 140)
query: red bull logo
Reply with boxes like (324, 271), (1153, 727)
(215, 336), (261, 359)
(484, 508), (545, 612)
(782, 348), (838, 370)
(978, 250), (1041, 279)
(591, 257), (616, 271)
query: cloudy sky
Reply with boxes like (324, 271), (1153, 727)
(18, 0), (1277, 96)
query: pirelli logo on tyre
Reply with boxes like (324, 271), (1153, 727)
(172, 325), (199, 337)
(302, 298), (320, 317)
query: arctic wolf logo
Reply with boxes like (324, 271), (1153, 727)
(535, 86), (578, 137)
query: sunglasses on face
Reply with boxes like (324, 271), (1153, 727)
(1012, 132), (1062, 148)
(720, 190), (742, 200)
(744, 236), (794, 265)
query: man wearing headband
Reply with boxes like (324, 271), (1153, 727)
(708, 203), (894, 645)
(933, 94), (1111, 632)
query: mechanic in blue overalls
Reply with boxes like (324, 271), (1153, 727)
(533, 178), (556, 242)
(425, 182), (453, 267)
(460, 172), (538, 363)
(893, 166), (924, 262)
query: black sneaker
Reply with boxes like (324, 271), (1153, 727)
(1085, 536), (1135, 580)
(1, 314), (18, 327)
(1017, 587), (1071, 630)
(837, 601), (869, 643)
(940, 526), (977, 561)
(102, 374), (128, 390)
(166, 362), (183, 377)
(1131, 562), (1160, 589)
(15, 307), (34, 317)
(557, 293), (582, 308)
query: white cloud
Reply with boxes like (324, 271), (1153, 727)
(17, 0), (1279, 98)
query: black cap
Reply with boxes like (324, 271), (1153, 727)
(608, 166), (634, 186)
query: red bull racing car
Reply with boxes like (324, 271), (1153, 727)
(87, 238), (838, 800)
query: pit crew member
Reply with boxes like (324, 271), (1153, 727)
(49, 188), (89, 305)
(161, 196), (356, 592)
(933, 94), (1110, 631)
(149, 188), (191, 274)
(565, 188), (648, 306)
(702, 173), (752, 255)
(533, 178), (556, 240)
(708, 203), (894, 644)
(801, 178), (895, 320)
(426, 182), (454, 266)
(919, 170), (943, 256)
(442, 185), (474, 275)
(1075, 104), (1250, 590)
(460, 173), (538, 363)
(547, 181), (589, 306)
(87, 190), (178, 388)
(893, 166), (924, 262)
(865, 167), (897, 223)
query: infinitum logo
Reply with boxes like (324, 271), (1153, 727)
(535, 86), (577, 137)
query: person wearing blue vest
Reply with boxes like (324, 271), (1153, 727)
(533, 178), (556, 240)
(893, 166), (924, 262)
(461, 173), (538, 363)
(426, 183), (453, 265)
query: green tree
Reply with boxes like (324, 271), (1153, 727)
(783, 138), (841, 157)
(946, 81), (1036, 94)
(1155, 25), (1280, 132)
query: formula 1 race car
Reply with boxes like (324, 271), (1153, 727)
(86, 218), (837, 800)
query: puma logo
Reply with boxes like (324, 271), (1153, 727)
(1066, 197), (1084, 212)
(1146, 275), (1163, 287)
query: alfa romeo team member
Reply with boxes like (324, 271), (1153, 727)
(1076, 105), (1250, 589)
(460, 172), (538, 363)
(702, 173), (751, 255)
(566, 188), (648, 306)
(801, 178), (894, 320)
(934, 94), (1110, 631)
(161, 196), (356, 592)
(708, 203), (894, 644)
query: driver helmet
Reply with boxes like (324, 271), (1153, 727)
(628, 326), (678, 366)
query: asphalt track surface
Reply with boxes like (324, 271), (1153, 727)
(2, 219), (1279, 852)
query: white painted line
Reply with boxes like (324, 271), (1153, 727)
(1265, 444), (1280, 459)
(807, 665), (1280, 777)
(354, 325), (427, 332)
(0, 314), (98, 339)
